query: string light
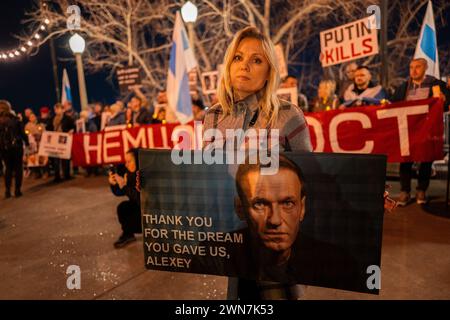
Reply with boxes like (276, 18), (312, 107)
(0, 17), (52, 62)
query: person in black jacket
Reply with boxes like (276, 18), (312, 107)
(0, 100), (29, 198)
(390, 58), (450, 206)
(47, 103), (76, 182)
(109, 148), (142, 248)
(129, 96), (152, 125)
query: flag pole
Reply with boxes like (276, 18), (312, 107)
(50, 38), (60, 103)
(380, 0), (388, 90)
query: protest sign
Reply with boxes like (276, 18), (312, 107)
(320, 15), (379, 67)
(116, 67), (141, 93)
(38, 131), (73, 159)
(140, 150), (386, 294)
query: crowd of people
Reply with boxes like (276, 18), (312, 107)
(1, 21), (450, 302)
(1, 57), (449, 198)
(1, 54), (450, 256)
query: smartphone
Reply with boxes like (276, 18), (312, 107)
(108, 164), (116, 174)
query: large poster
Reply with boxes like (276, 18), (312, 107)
(140, 150), (386, 294)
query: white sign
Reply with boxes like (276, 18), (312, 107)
(276, 87), (298, 106)
(201, 71), (219, 95)
(274, 44), (288, 79)
(38, 131), (73, 160)
(320, 15), (379, 67)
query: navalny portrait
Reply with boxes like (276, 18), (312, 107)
(233, 154), (362, 291)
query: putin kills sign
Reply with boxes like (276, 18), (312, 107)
(320, 16), (379, 67)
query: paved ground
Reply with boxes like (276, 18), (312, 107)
(0, 172), (449, 300)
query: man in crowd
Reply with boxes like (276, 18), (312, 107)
(39, 106), (52, 128)
(391, 58), (450, 206)
(129, 96), (152, 125)
(91, 102), (103, 130)
(47, 103), (76, 182)
(0, 100), (29, 198)
(341, 66), (387, 107)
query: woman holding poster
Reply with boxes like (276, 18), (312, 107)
(202, 26), (312, 300)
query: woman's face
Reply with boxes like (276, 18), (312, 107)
(230, 37), (270, 100)
(318, 83), (329, 99)
(29, 114), (37, 123)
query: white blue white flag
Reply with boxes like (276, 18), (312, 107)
(166, 11), (197, 124)
(61, 68), (73, 106)
(414, 1), (440, 79)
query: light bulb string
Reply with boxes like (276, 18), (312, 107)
(0, 17), (51, 62)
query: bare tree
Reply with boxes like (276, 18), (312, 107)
(21, 0), (450, 101)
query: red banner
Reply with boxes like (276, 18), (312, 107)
(71, 98), (444, 166)
(305, 98), (443, 162)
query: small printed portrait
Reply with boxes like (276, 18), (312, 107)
(58, 135), (68, 145)
(201, 71), (219, 95)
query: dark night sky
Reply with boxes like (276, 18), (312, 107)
(0, 0), (118, 114)
(0, 1), (449, 115)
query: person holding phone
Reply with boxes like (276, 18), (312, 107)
(109, 148), (142, 248)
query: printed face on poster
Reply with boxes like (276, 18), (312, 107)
(140, 150), (386, 294)
(76, 119), (86, 133)
(200, 71), (219, 95)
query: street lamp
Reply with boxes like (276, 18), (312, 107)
(181, 1), (198, 23)
(69, 33), (88, 111)
(181, 1), (198, 54)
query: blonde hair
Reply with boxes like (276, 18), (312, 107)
(318, 80), (336, 98)
(217, 26), (281, 127)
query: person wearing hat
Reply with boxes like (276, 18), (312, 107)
(39, 106), (52, 129)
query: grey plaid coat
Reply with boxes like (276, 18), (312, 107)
(202, 92), (312, 153)
(202, 91), (312, 300)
